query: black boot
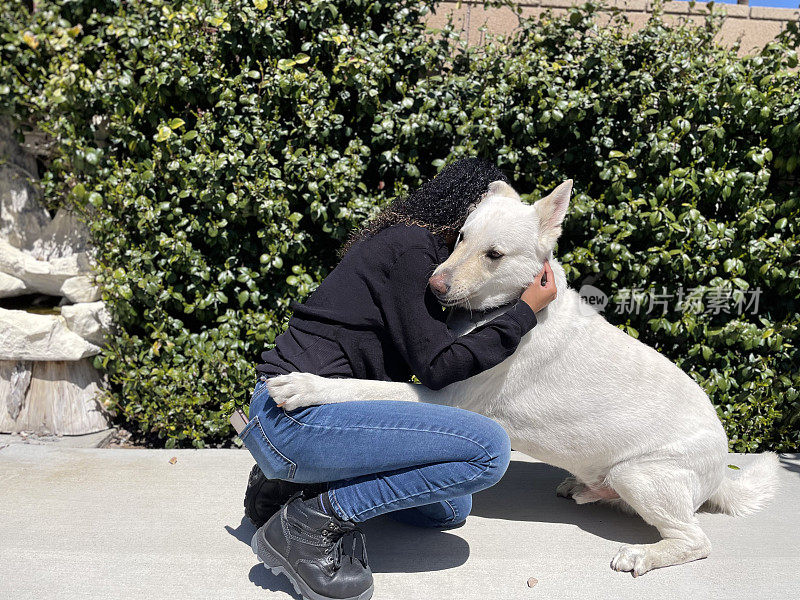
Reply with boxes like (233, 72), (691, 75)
(251, 495), (373, 600)
(244, 464), (326, 527)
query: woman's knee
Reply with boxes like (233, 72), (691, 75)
(466, 416), (511, 488)
(240, 377), (299, 481)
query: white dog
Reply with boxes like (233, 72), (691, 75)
(267, 179), (778, 576)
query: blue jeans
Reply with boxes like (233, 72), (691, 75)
(241, 374), (511, 526)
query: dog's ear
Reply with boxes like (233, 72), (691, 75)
(486, 180), (520, 200)
(533, 180), (573, 249)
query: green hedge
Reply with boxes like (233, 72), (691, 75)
(1, 1), (797, 450)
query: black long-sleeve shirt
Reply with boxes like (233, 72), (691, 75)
(257, 224), (537, 389)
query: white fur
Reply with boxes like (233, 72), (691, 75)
(267, 180), (779, 577)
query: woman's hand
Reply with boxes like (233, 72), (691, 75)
(521, 260), (557, 313)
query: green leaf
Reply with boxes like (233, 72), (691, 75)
(155, 125), (172, 142)
(71, 183), (86, 201)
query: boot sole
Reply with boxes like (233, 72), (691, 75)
(251, 527), (374, 600)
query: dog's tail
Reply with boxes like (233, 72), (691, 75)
(703, 452), (780, 517)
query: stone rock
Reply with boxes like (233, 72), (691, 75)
(0, 271), (27, 298)
(1, 120), (99, 302)
(0, 307), (101, 361)
(0, 358), (109, 435)
(28, 208), (91, 261)
(60, 275), (101, 303)
(0, 239), (90, 296)
(0, 118), (50, 249)
(20, 128), (55, 157)
(61, 301), (111, 346)
(6, 360), (32, 420)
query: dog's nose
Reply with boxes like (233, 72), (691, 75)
(429, 273), (450, 296)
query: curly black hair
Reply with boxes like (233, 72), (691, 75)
(343, 158), (508, 253)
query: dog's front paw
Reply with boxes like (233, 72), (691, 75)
(611, 545), (653, 578)
(266, 373), (326, 411)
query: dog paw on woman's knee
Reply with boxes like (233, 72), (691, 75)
(266, 372), (325, 410)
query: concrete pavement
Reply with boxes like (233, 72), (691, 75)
(0, 446), (798, 600)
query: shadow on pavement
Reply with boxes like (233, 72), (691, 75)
(249, 564), (303, 600)
(361, 516), (470, 573)
(225, 514), (470, 577)
(779, 453), (800, 476)
(471, 460), (661, 546)
(225, 516), (257, 544)
(225, 518), (303, 598)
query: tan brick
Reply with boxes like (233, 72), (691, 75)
(719, 5), (750, 19)
(622, 11), (652, 30)
(540, 0), (583, 8)
(735, 20), (788, 53)
(425, 0), (800, 51)
(662, 1), (689, 15)
(663, 1), (744, 17)
(466, 5), (523, 44)
(594, 10), (644, 31)
(751, 6), (800, 21)
(618, 0), (648, 12)
(462, 0), (540, 5)
(426, 4), (469, 35)
(517, 6), (544, 19)
(589, 0), (648, 11)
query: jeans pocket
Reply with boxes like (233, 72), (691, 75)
(240, 415), (297, 481)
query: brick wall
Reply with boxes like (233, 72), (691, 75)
(426, 1), (800, 53)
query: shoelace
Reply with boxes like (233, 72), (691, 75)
(324, 525), (369, 570)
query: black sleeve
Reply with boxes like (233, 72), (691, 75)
(380, 245), (537, 390)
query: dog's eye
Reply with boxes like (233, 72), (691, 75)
(486, 249), (503, 260)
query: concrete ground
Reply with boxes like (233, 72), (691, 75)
(0, 446), (798, 600)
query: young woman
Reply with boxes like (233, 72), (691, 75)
(240, 159), (557, 600)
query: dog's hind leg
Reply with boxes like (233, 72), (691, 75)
(606, 463), (711, 577)
(557, 476), (621, 505)
(556, 475), (586, 499)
